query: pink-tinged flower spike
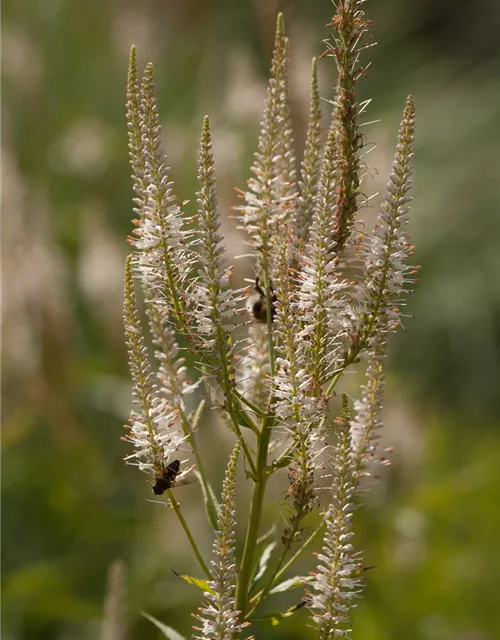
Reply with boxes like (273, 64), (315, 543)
(193, 443), (248, 640)
(127, 50), (199, 416)
(291, 57), (322, 261)
(131, 61), (194, 333)
(122, 255), (186, 477)
(324, 0), (372, 257)
(145, 292), (200, 411)
(309, 395), (361, 639)
(297, 130), (349, 400)
(350, 335), (387, 489)
(236, 13), (296, 261)
(273, 242), (319, 546)
(349, 96), (417, 359)
(271, 20), (297, 239)
(192, 116), (241, 385)
(282, 429), (316, 549)
(273, 241), (308, 422)
(126, 46), (148, 213)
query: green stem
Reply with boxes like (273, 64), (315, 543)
(235, 250), (277, 615)
(247, 521), (324, 616)
(275, 521), (323, 582)
(167, 490), (211, 579)
(233, 404), (260, 436)
(324, 366), (346, 398)
(233, 388), (267, 419)
(227, 409), (257, 479)
(251, 534), (296, 613)
(249, 355), (352, 611)
(269, 443), (295, 472)
(235, 412), (273, 617)
(179, 409), (219, 530)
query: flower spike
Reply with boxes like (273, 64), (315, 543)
(292, 57), (323, 259)
(237, 13), (296, 262)
(309, 395), (360, 639)
(122, 255), (186, 477)
(352, 95), (417, 355)
(193, 443), (247, 640)
(325, 0), (372, 256)
(192, 115), (240, 385)
(132, 62), (195, 332)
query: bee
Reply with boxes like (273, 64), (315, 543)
(152, 459), (180, 495)
(246, 276), (277, 323)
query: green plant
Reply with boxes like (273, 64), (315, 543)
(123, 1), (417, 637)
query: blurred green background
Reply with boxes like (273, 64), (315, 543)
(2, 0), (500, 638)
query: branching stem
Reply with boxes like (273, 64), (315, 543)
(167, 490), (211, 579)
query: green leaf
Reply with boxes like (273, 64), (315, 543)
(269, 575), (306, 594)
(269, 449), (294, 472)
(252, 541), (277, 585)
(253, 601), (307, 626)
(190, 399), (206, 432)
(193, 469), (220, 531)
(256, 523), (276, 547)
(141, 611), (186, 640)
(179, 574), (215, 595)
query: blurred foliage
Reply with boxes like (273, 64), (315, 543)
(2, 0), (500, 638)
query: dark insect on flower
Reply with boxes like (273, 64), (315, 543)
(246, 276), (277, 323)
(152, 459), (180, 495)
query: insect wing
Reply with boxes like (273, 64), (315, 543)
(174, 475), (197, 488)
(171, 464), (197, 489)
(165, 460), (180, 479)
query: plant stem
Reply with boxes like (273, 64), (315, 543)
(167, 490), (212, 579)
(275, 521), (323, 582)
(233, 388), (267, 419)
(252, 512), (303, 610)
(233, 403), (260, 435)
(247, 522), (324, 616)
(235, 410), (273, 617)
(227, 410), (257, 479)
(179, 409), (219, 531)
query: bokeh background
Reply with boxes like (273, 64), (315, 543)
(2, 0), (500, 638)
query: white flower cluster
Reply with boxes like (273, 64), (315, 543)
(193, 445), (247, 640)
(309, 400), (361, 639)
(123, 257), (186, 476)
(121, 1), (419, 635)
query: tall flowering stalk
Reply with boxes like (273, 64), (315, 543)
(291, 57), (323, 259)
(122, 255), (185, 477)
(310, 396), (360, 639)
(192, 116), (240, 382)
(193, 444), (247, 640)
(237, 13), (296, 261)
(347, 94), (417, 365)
(121, 1), (419, 637)
(350, 335), (387, 487)
(324, 0), (372, 256)
(127, 52), (194, 334)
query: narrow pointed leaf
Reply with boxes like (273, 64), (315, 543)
(180, 574), (216, 595)
(193, 469), (220, 531)
(252, 541), (277, 585)
(269, 575), (306, 594)
(141, 612), (186, 640)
